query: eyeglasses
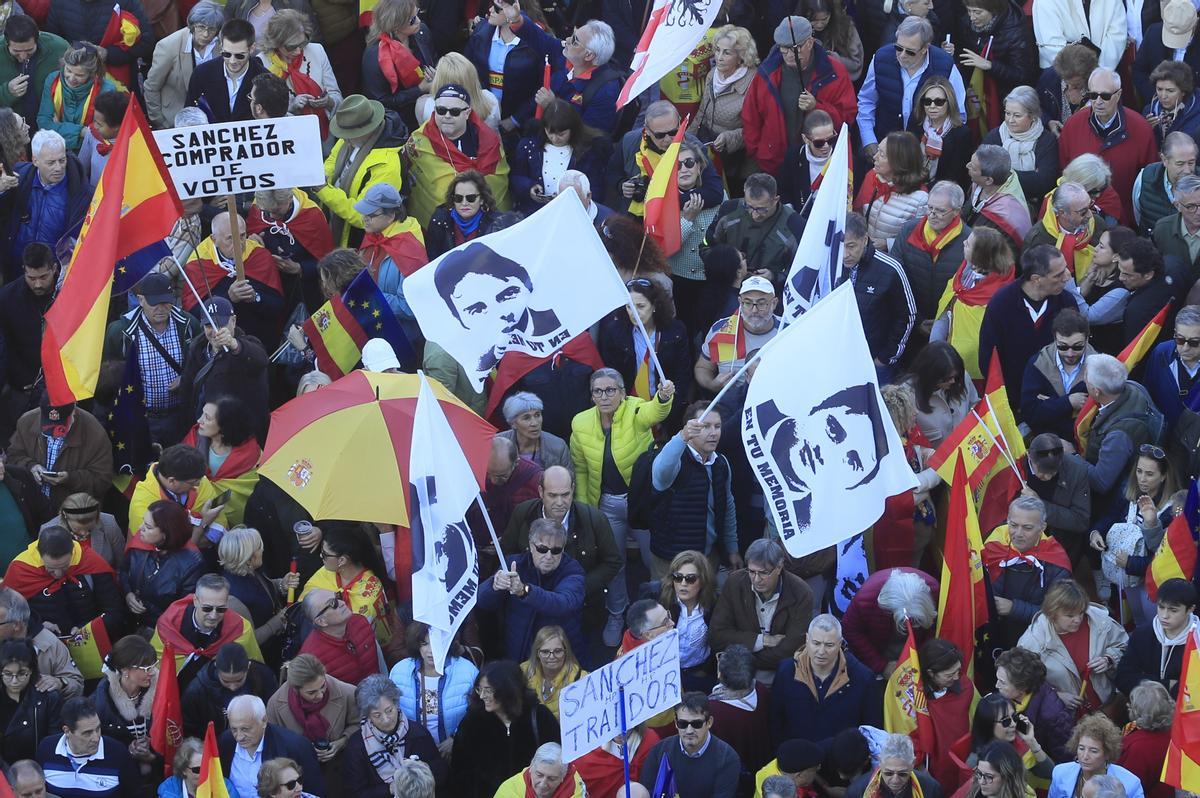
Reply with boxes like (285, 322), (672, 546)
(191, 24), (218, 34)
(675, 718), (706, 730)
(475, 685), (495, 696)
(0, 669), (31, 682)
(533, 544), (564, 555)
(747, 566), (777, 579)
(921, 96), (948, 107)
(314, 596), (341, 620)
(221, 51), (248, 60)
(1176, 335), (1200, 348)
(591, 386), (621, 397)
(926, 205), (955, 217)
(809, 135), (836, 149)
(434, 105), (469, 117)
(745, 201), (775, 217)
(1055, 342), (1086, 352)
(1083, 90), (1120, 101)
(671, 572), (700, 584)
(538, 648), (565, 657)
(1140, 443), (1168, 459)
(199, 605), (228, 614)
(896, 44), (924, 57)
(281, 779), (302, 791)
(740, 298), (773, 311)
(452, 193), (480, 204)
(678, 157), (698, 168)
(187, 766), (202, 775)
(996, 714), (1015, 728)
(1180, 202), (1200, 213)
(320, 549), (339, 560)
(407, 13), (419, 25)
(973, 770), (997, 785)
(129, 663), (157, 674)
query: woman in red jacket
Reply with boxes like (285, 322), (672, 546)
(1116, 682), (1174, 798)
(841, 567), (939, 675)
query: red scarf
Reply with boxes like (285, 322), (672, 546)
(287, 681), (332, 741)
(155, 597), (250, 659)
(279, 52), (330, 139)
(1058, 228), (1092, 271)
(3, 542), (115, 597)
(89, 123), (113, 156)
(377, 33), (423, 93)
(982, 536), (1072, 580)
(906, 215), (964, 260)
(245, 199), (335, 263)
(359, 229), (427, 278)
(425, 113), (502, 175)
(854, 170), (894, 210)
(521, 765), (580, 797)
(182, 425), (261, 481)
(949, 259), (1014, 306)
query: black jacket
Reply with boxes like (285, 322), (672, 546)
(989, 559), (1073, 649)
(177, 328), (270, 440)
(341, 721), (447, 798)
(982, 125), (1059, 205)
(360, 25), (437, 131)
(181, 659), (278, 738)
(0, 278), (53, 392)
(905, 119), (971, 187)
(424, 207), (504, 261)
(45, 0), (153, 75)
(218, 724), (326, 797)
(91, 677), (151, 748)
(449, 698), (560, 798)
(956, 5), (1035, 104)
(598, 316), (693, 432)
(1122, 275), (1178, 349)
(26, 566), (124, 642)
(118, 548), (205, 627)
(1115, 620), (1195, 697)
(844, 246), (918, 366)
(0, 686), (62, 762)
(185, 57), (268, 123)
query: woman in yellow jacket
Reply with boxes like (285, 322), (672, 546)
(570, 367), (674, 648)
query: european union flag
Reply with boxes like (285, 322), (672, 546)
(107, 347), (153, 475)
(303, 270), (417, 378)
(342, 270), (417, 369)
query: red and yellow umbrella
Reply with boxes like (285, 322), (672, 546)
(259, 370), (496, 525)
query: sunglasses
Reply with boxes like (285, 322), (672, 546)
(221, 51), (248, 60)
(675, 718), (706, 729)
(283, 39), (309, 50)
(199, 605), (228, 614)
(1083, 90), (1119, 101)
(921, 96), (947, 107)
(671, 572), (699, 584)
(315, 596), (342, 620)
(1176, 335), (1200, 348)
(896, 44), (924, 57)
(679, 157), (698, 168)
(434, 105), (469, 117)
(809, 135), (836, 148)
(188, 766), (202, 775)
(996, 714), (1015, 728)
(1140, 443), (1168, 459)
(1055, 342), (1085, 352)
(648, 127), (678, 139)
(533, 544), (564, 555)
(452, 193), (480, 203)
(281, 779), (302, 791)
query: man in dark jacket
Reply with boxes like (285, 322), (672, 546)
(0, 15), (69, 128)
(219, 695), (325, 798)
(709, 538), (815, 682)
(705, 172), (805, 288)
(841, 211), (918, 381)
(184, 19), (264, 123)
(464, 3), (562, 136)
(0, 243), (56, 441)
(639, 692), (741, 798)
(1132, 131), (1199, 236)
(1114, 577), (1197, 696)
(1082, 353), (1159, 508)
(988, 496), (1073, 649)
(777, 110), (837, 211)
(38, 697), (141, 798)
(1152, 173), (1200, 285)
(1022, 309), (1094, 443)
(482, 436), (542, 536)
(607, 100), (723, 214)
(536, 18), (623, 134)
(1115, 237), (1179, 348)
(889, 182), (969, 320)
(45, 0), (153, 89)
(177, 297), (269, 441)
(1021, 434), (1092, 565)
(181, 642), (278, 738)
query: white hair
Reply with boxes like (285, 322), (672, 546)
(530, 742), (567, 772)
(809, 613), (842, 636)
(558, 169), (591, 196)
(31, 129), (65, 158)
(174, 107), (209, 127)
(1085, 353), (1128, 396)
(226, 694), (267, 721)
(1051, 181), (1089, 215)
(928, 180), (964, 208)
(579, 20), (615, 65)
(879, 733), (916, 766)
(876, 570), (936, 631)
(1088, 67), (1121, 89)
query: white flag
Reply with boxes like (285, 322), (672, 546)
(617, 0), (724, 108)
(406, 190), (628, 390)
(742, 283), (917, 559)
(832, 533), (869, 615)
(410, 373), (480, 673)
(782, 124), (851, 321)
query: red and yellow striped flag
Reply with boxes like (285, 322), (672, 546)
(642, 122), (687, 258)
(196, 723), (230, 798)
(1162, 626), (1200, 792)
(40, 96), (180, 405)
(883, 618), (935, 758)
(1075, 303), (1170, 451)
(1146, 480), (1199, 601)
(937, 455), (988, 675)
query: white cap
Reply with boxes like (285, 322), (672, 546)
(739, 275), (776, 296)
(361, 338), (401, 372)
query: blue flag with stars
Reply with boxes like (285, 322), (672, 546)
(107, 343), (154, 476)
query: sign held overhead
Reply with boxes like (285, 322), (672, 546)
(153, 115), (324, 199)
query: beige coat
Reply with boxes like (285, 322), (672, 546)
(688, 69), (754, 152)
(1016, 604), (1128, 702)
(266, 675), (361, 744)
(144, 27), (205, 129)
(31, 627), (84, 699)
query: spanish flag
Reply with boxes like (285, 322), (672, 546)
(149, 643), (182, 774)
(883, 618), (935, 759)
(1075, 303), (1170, 451)
(359, 0), (378, 26)
(196, 723), (230, 798)
(1146, 479), (1199, 601)
(99, 4), (143, 88)
(937, 456), (989, 675)
(302, 269), (415, 378)
(1162, 625), (1200, 792)
(642, 122), (687, 258)
(41, 96), (181, 406)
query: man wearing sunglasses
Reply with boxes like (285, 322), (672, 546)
(777, 109), (836, 211)
(611, 100), (721, 216)
(1144, 304), (1200, 431)
(638, 691), (740, 797)
(184, 19), (267, 123)
(296, 588), (379, 685)
(890, 180), (969, 320)
(1022, 309), (1095, 443)
(478, 518), (584, 662)
(151, 574), (263, 691)
(1057, 67), (1158, 226)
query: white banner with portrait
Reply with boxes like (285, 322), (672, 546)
(742, 283), (917, 559)
(405, 190), (629, 390)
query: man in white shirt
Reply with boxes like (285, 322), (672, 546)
(218, 695), (327, 797)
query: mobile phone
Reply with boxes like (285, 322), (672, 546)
(214, 488), (233, 506)
(1015, 716), (1030, 735)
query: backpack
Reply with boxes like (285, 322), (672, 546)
(626, 441), (668, 530)
(1130, 382), (1167, 446)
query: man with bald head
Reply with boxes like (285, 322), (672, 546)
(182, 210), (285, 349)
(296, 587), (381, 685)
(483, 436), (543, 535)
(503, 465), (621, 665)
(1058, 67), (1159, 225)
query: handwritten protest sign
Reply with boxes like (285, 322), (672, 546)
(559, 629), (681, 762)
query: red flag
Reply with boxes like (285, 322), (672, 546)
(937, 456), (988, 673)
(149, 643), (182, 773)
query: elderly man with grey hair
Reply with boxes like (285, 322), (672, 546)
(556, 169), (615, 226)
(494, 742), (581, 796)
(608, 99), (723, 215)
(709, 538), (814, 683)
(889, 180), (971, 318)
(846, 733), (941, 798)
(1059, 67), (1158, 226)
(4, 128), (90, 278)
(1145, 304), (1200, 430)
(989, 495), (1074, 648)
(764, 774), (800, 798)
(217, 694), (326, 797)
(143, 1), (224, 128)
(483, 435), (544, 535)
(248, 186), (333, 315)
(1081, 353), (1160, 508)
(857, 15), (967, 154)
(1152, 173), (1200, 279)
(532, 19), (622, 133)
(1134, 131), (1199, 234)
(480, 517), (585, 662)
(963, 143), (1032, 250)
(1023, 182), (1097, 258)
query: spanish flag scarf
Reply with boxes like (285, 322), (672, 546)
(51, 74), (102, 125)
(265, 49), (330, 139)
(863, 767), (925, 798)
(906, 215), (963, 261)
(1040, 200), (1095, 282)
(630, 139), (664, 218)
(377, 33), (424, 93)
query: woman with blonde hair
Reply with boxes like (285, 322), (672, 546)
(37, 42), (123, 151)
(688, 25), (757, 184)
(361, 0), (436, 129)
(521, 625), (585, 719)
(41, 493), (125, 569)
(909, 75), (969, 185)
(416, 51), (499, 130)
(258, 10), (341, 138)
(218, 527), (298, 646)
(266, 654), (359, 775)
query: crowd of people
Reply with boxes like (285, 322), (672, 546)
(0, 0), (1199, 797)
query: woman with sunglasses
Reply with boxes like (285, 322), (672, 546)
(92, 635), (160, 773)
(1077, 225), (1136, 353)
(0, 639), (61, 763)
(952, 741), (1030, 798)
(257, 757), (320, 798)
(361, 0), (436, 130)
(387, 622), (477, 756)
(1048, 714), (1145, 798)
(667, 137), (726, 335)
(950, 692), (1054, 788)
(424, 169), (503, 260)
(299, 523), (394, 643)
(257, 10), (341, 138)
(908, 75), (969, 186)
(158, 737), (239, 798)
(657, 551), (717, 690)
(451, 660), (560, 798)
(510, 98), (609, 216)
(1091, 444), (1178, 626)
(855, 131), (929, 251)
(120, 499), (204, 631)
(37, 41), (123, 152)
(522, 624), (586, 720)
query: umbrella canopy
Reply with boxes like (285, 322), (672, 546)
(260, 370), (496, 525)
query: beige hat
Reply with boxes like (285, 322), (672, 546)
(1163, 0), (1197, 50)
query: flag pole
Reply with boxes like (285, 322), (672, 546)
(619, 685), (632, 798)
(967, 407), (1027, 488)
(177, 257), (229, 352)
(474, 494), (508, 566)
(224, 195), (246, 281)
(698, 306), (808, 419)
(627, 297), (668, 386)
(981, 393), (1028, 488)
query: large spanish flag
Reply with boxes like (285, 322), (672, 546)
(937, 456), (989, 675)
(883, 618), (935, 759)
(41, 96), (181, 405)
(1146, 479), (1199, 601)
(196, 723), (230, 798)
(1075, 303), (1170, 451)
(1162, 626), (1200, 792)
(642, 123), (687, 258)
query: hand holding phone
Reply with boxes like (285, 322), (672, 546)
(214, 488), (233, 506)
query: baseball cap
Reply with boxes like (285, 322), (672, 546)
(739, 275), (776, 296)
(362, 338), (401, 372)
(202, 296), (234, 327)
(1163, 0), (1197, 49)
(135, 273), (174, 306)
(353, 183), (403, 216)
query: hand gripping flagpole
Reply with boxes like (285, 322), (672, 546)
(474, 494), (508, 567)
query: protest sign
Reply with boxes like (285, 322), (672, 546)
(153, 115), (324, 199)
(559, 629), (681, 762)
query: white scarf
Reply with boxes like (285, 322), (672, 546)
(998, 119), (1044, 172)
(711, 65), (747, 95)
(807, 146), (831, 184)
(1153, 614), (1199, 679)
